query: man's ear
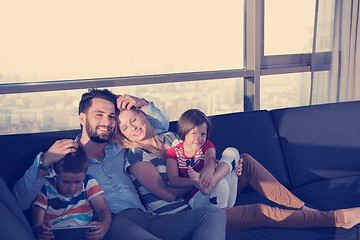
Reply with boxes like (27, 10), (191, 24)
(79, 113), (86, 127)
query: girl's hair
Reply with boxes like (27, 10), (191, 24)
(177, 109), (212, 141)
(53, 146), (88, 174)
(113, 108), (163, 156)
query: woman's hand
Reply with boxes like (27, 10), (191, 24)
(85, 221), (109, 240)
(34, 222), (54, 240)
(116, 94), (149, 110)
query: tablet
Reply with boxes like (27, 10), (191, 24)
(49, 225), (94, 240)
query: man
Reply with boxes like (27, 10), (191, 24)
(13, 89), (226, 240)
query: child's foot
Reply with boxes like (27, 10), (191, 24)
(341, 207), (360, 229)
(188, 165), (200, 182)
(188, 166), (211, 195)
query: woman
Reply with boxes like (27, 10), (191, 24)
(113, 106), (360, 234)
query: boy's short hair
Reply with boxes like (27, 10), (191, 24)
(53, 146), (88, 174)
(78, 88), (118, 115)
(177, 109), (212, 141)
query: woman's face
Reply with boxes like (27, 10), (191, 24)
(118, 109), (148, 143)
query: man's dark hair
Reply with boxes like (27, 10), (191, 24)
(177, 109), (212, 141)
(78, 88), (118, 115)
(53, 146), (88, 174)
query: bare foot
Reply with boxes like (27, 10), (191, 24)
(188, 165), (200, 182)
(341, 207), (360, 229)
(188, 166), (211, 195)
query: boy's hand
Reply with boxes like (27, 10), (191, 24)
(85, 221), (109, 240)
(34, 222), (54, 240)
(116, 94), (149, 110)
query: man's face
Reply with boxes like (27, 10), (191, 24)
(82, 98), (116, 143)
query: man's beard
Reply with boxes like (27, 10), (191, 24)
(85, 120), (113, 143)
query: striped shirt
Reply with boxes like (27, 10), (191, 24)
(33, 174), (104, 229)
(125, 131), (190, 215)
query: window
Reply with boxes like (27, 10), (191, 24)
(0, 1), (323, 135)
(0, 1), (244, 84)
(260, 73), (311, 110)
(264, 0), (316, 55)
(0, 79), (243, 135)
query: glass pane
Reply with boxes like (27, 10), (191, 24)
(260, 73), (311, 110)
(0, 1), (243, 84)
(265, 0), (316, 55)
(0, 79), (243, 135)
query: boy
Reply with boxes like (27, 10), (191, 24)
(32, 146), (111, 240)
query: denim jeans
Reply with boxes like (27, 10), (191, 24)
(104, 205), (226, 240)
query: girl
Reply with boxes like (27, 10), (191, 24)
(166, 109), (241, 209)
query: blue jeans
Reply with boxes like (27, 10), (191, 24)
(104, 206), (226, 240)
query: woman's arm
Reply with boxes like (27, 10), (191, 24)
(86, 195), (111, 240)
(129, 161), (191, 202)
(166, 158), (197, 188)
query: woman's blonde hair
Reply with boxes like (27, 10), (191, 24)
(113, 108), (163, 156)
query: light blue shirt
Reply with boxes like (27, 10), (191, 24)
(13, 101), (169, 213)
(87, 141), (146, 213)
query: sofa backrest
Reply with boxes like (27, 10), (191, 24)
(0, 130), (80, 189)
(271, 101), (360, 187)
(207, 110), (291, 187)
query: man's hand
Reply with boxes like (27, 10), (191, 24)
(116, 94), (149, 110)
(41, 139), (79, 168)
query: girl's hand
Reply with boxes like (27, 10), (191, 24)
(34, 222), (54, 240)
(199, 165), (214, 189)
(85, 221), (109, 240)
(234, 157), (243, 176)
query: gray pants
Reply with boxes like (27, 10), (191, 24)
(104, 205), (226, 240)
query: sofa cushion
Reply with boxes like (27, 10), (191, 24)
(0, 175), (35, 240)
(271, 101), (360, 187)
(208, 111), (291, 187)
(226, 225), (358, 240)
(292, 175), (360, 211)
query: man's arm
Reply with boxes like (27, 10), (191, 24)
(13, 153), (50, 210)
(13, 139), (79, 210)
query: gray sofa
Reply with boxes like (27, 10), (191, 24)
(1, 101), (360, 240)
